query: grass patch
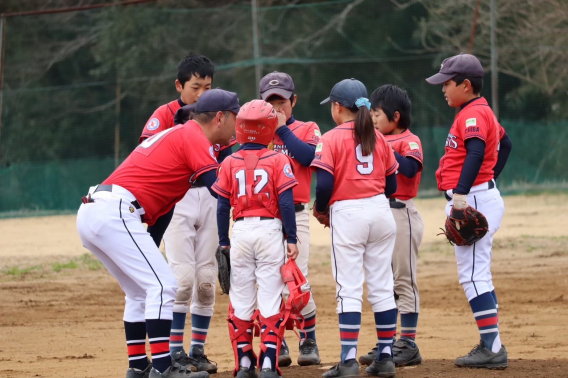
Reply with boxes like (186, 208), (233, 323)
(1, 265), (42, 277)
(76, 253), (103, 271)
(52, 261), (79, 272)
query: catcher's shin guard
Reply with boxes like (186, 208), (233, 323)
(228, 305), (259, 376)
(258, 313), (286, 374)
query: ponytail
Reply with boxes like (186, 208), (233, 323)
(353, 98), (375, 156)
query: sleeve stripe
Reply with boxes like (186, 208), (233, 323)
(212, 184), (231, 198)
(464, 134), (486, 141)
(310, 161), (335, 173)
(386, 162), (399, 175)
(194, 164), (218, 177)
(405, 151), (424, 161)
(277, 180), (298, 194)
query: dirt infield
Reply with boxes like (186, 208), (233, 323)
(1, 194), (567, 378)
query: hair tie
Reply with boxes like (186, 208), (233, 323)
(355, 97), (371, 110)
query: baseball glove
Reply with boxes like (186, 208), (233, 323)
(216, 246), (231, 294)
(312, 202), (330, 228)
(443, 206), (489, 246)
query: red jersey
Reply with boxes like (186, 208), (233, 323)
(272, 120), (320, 204)
(139, 99), (183, 142)
(104, 121), (218, 225)
(436, 97), (505, 191)
(385, 130), (423, 200)
(310, 121), (399, 206)
(212, 149), (298, 220)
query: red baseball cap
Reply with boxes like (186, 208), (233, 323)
(426, 54), (484, 85)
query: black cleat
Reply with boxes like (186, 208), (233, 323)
(365, 358), (395, 377)
(298, 339), (321, 366)
(189, 345), (218, 374)
(322, 359), (360, 377)
(278, 344), (292, 367)
(392, 339), (422, 367)
(454, 340), (508, 370)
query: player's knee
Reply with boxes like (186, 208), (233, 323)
(124, 296), (146, 323)
(196, 268), (216, 306)
(461, 282), (479, 301)
(172, 264), (196, 303)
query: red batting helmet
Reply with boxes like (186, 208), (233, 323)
(236, 100), (278, 146)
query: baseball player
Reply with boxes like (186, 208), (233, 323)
(311, 79), (399, 378)
(213, 100), (299, 378)
(258, 72), (321, 366)
(76, 89), (240, 378)
(139, 54), (234, 374)
(426, 54), (513, 369)
(359, 85), (424, 367)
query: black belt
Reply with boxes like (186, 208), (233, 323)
(192, 179), (205, 188)
(235, 216), (274, 222)
(294, 203), (305, 212)
(444, 180), (495, 201)
(93, 184), (143, 210)
(389, 198), (406, 209)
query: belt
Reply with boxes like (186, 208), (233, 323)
(235, 216), (274, 222)
(294, 203), (305, 212)
(191, 179), (205, 188)
(389, 198), (406, 209)
(444, 180), (495, 201)
(94, 185), (143, 210)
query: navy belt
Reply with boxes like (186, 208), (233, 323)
(444, 180), (495, 201)
(235, 217), (274, 222)
(294, 203), (305, 212)
(389, 198), (406, 209)
(94, 185), (143, 210)
(192, 179), (205, 188)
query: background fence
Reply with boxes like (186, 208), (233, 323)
(1, 0), (567, 215)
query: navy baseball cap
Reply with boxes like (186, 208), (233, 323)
(194, 88), (240, 113)
(320, 78), (368, 108)
(259, 71), (295, 100)
(426, 54), (484, 85)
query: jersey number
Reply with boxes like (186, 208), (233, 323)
(355, 144), (374, 175)
(139, 128), (175, 149)
(235, 169), (269, 197)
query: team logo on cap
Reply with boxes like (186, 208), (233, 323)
(283, 164), (294, 178)
(269, 80), (279, 86)
(441, 63), (444, 69)
(146, 118), (160, 130)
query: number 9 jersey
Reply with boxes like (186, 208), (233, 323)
(212, 149), (298, 220)
(310, 121), (398, 205)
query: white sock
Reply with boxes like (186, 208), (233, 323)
(491, 334), (502, 353)
(381, 346), (392, 356)
(240, 355), (251, 369)
(346, 347), (357, 361)
(262, 356), (272, 369)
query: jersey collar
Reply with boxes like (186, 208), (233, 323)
(286, 115), (296, 125)
(460, 96), (486, 111)
(177, 98), (186, 107)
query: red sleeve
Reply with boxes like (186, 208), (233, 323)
(310, 134), (335, 175)
(399, 136), (424, 167)
(212, 160), (232, 199)
(139, 106), (170, 143)
(274, 155), (298, 195)
(383, 138), (399, 176)
(303, 122), (321, 146)
(185, 135), (219, 180)
(218, 136), (237, 152)
(499, 124), (506, 139)
(462, 110), (489, 142)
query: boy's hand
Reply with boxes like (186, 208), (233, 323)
(276, 110), (287, 130)
(287, 243), (299, 260)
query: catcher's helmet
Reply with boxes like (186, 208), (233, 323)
(236, 100), (278, 146)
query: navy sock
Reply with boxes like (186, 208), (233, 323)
(400, 312), (419, 345)
(169, 312), (186, 353)
(190, 314), (211, 354)
(374, 309), (397, 361)
(146, 319), (172, 373)
(124, 321), (150, 370)
(301, 310), (317, 342)
(338, 312), (361, 363)
(491, 290), (499, 313)
(469, 292), (500, 351)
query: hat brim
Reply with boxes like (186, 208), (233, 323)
(320, 97), (331, 105)
(425, 72), (456, 85)
(260, 88), (293, 100)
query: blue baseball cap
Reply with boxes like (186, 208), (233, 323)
(426, 54), (484, 85)
(195, 88), (241, 114)
(320, 78), (368, 108)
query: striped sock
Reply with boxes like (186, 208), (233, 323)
(400, 312), (418, 345)
(301, 310), (317, 342)
(260, 319), (283, 371)
(469, 292), (501, 353)
(394, 308), (398, 341)
(146, 319), (172, 373)
(374, 309), (397, 361)
(169, 312), (186, 353)
(491, 290), (499, 314)
(124, 321), (150, 370)
(338, 312), (361, 363)
(189, 314), (211, 352)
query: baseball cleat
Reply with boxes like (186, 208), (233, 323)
(126, 364), (152, 378)
(260, 368), (281, 378)
(364, 358), (395, 377)
(298, 339), (321, 366)
(149, 362), (209, 377)
(358, 345), (377, 366)
(278, 344), (292, 367)
(454, 340), (508, 369)
(322, 359), (360, 377)
(236, 366), (259, 378)
(171, 350), (198, 372)
(189, 345), (218, 374)
(392, 339), (422, 367)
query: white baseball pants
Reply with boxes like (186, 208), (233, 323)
(329, 194), (397, 314)
(76, 185), (177, 322)
(164, 186), (219, 316)
(445, 181), (505, 301)
(229, 217), (286, 320)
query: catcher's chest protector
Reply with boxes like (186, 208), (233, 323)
(235, 149), (279, 218)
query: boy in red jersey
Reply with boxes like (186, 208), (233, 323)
(311, 79), (399, 378)
(426, 54), (512, 369)
(259, 72), (321, 366)
(77, 89), (240, 378)
(359, 85), (424, 368)
(213, 100), (299, 378)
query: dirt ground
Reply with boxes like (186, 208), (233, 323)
(1, 194), (567, 378)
